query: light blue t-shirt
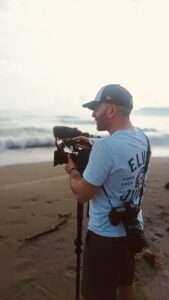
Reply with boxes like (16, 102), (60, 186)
(83, 128), (149, 237)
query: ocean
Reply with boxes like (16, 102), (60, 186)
(0, 110), (169, 166)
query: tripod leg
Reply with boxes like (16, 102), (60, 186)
(75, 203), (84, 300)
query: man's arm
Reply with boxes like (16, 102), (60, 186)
(65, 156), (99, 203)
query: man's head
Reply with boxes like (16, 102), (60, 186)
(83, 84), (133, 132)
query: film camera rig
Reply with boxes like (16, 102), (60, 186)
(53, 126), (98, 174)
(53, 126), (98, 300)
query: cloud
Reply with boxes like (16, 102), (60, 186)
(0, 0), (169, 114)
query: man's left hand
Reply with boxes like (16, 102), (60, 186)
(65, 154), (77, 174)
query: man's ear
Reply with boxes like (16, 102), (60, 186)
(107, 104), (117, 118)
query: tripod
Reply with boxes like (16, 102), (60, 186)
(74, 203), (84, 300)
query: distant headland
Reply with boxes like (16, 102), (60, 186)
(133, 107), (169, 116)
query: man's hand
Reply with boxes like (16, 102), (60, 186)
(65, 154), (99, 203)
(65, 155), (77, 174)
(72, 136), (90, 149)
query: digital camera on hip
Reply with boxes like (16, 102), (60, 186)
(108, 202), (148, 253)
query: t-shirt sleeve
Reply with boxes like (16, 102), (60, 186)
(83, 138), (115, 186)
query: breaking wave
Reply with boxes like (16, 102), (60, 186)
(0, 111), (169, 150)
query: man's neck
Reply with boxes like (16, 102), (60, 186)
(108, 119), (134, 134)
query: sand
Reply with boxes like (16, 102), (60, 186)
(0, 157), (168, 300)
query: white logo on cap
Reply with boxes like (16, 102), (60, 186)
(106, 96), (111, 100)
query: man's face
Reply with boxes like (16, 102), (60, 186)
(92, 103), (110, 131)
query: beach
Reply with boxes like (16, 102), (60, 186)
(0, 157), (169, 300)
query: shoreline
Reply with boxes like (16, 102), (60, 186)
(0, 145), (168, 167)
(0, 157), (169, 299)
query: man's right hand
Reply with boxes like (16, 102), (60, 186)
(72, 136), (90, 149)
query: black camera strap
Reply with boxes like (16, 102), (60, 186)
(102, 185), (113, 207)
(102, 133), (151, 209)
(138, 134), (151, 206)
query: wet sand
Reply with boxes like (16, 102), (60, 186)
(0, 157), (168, 300)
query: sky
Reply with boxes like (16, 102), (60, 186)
(0, 0), (169, 116)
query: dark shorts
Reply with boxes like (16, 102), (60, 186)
(81, 230), (135, 300)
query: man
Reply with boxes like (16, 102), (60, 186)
(65, 84), (150, 300)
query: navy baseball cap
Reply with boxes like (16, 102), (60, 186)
(83, 84), (133, 110)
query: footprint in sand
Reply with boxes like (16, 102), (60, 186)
(64, 265), (76, 279)
(155, 232), (164, 238)
(9, 205), (22, 210)
(6, 220), (27, 225)
(15, 274), (37, 287)
(164, 182), (169, 190)
(0, 234), (7, 241)
(150, 237), (158, 242)
(45, 200), (54, 204)
(24, 197), (38, 202)
(145, 216), (154, 225)
(45, 199), (60, 204)
(42, 213), (56, 218)
(157, 204), (165, 209)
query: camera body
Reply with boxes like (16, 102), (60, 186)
(109, 202), (148, 253)
(53, 126), (94, 174)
